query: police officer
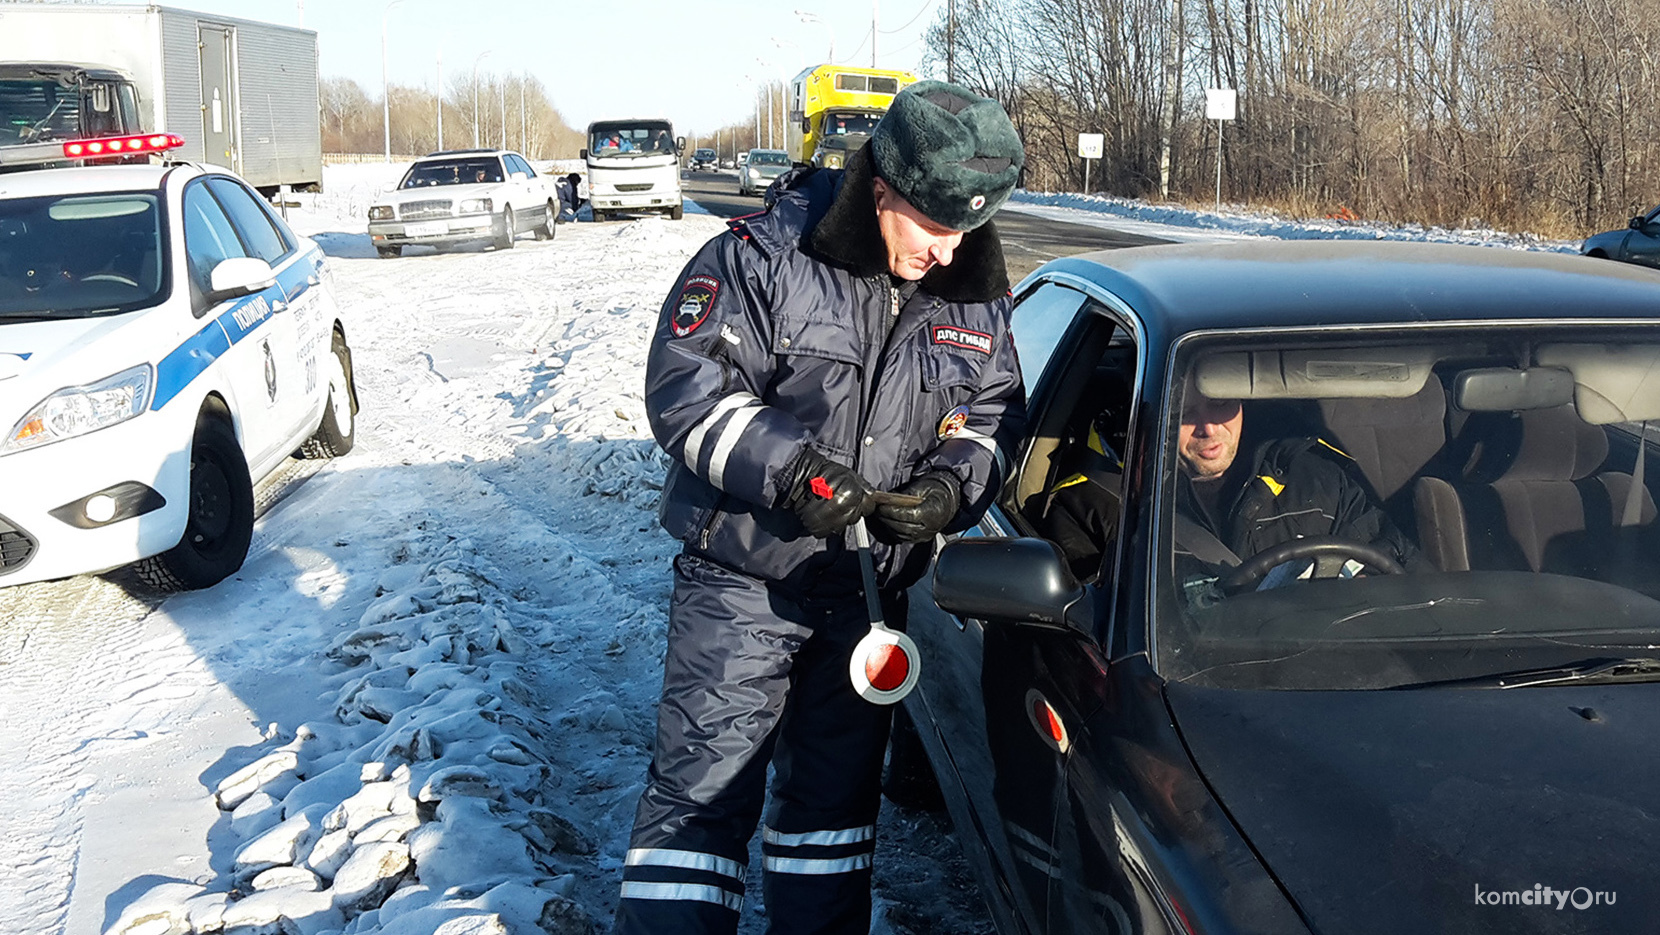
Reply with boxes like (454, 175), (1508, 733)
(617, 82), (1026, 935)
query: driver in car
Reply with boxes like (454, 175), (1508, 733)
(1175, 375), (1419, 589)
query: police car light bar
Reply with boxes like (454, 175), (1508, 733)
(62, 134), (185, 158)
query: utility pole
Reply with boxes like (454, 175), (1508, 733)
(471, 51), (492, 148)
(519, 77), (527, 156)
(872, 0), (879, 67)
(946, 0), (955, 83)
(436, 49), (443, 151)
(380, 0), (403, 163)
(499, 78), (506, 150)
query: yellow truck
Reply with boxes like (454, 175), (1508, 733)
(786, 65), (919, 169)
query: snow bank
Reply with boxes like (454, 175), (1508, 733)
(1007, 189), (1581, 253)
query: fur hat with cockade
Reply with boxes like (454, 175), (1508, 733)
(869, 79), (1025, 232)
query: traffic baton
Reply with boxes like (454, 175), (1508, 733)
(847, 516), (921, 705)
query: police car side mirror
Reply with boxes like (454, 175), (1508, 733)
(933, 537), (1091, 633)
(207, 257), (276, 303)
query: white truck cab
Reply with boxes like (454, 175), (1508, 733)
(583, 118), (684, 221)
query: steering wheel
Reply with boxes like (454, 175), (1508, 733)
(1222, 536), (1405, 592)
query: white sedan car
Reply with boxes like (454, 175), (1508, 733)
(367, 149), (558, 257)
(0, 137), (357, 590)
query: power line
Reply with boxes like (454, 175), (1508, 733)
(881, 0), (937, 34)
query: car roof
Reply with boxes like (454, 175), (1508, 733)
(0, 163), (181, 198)
(422, 148), (505, 158)
(747, 149), (787, 155)
(1035, 240), (1660, 332)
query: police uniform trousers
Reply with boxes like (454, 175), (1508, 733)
(612, 551), (900, 935)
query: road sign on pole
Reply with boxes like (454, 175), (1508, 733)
(1078, 132), (1104, 195)
(1205, 89), (1236, 211)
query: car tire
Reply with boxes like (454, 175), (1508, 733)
(592, 209), (608, 223)
(376, 245), (401, 259)
(494, 208), (515, 249)
(882, 705), (946, 811)
(298, 330), (356, 459)
(133, 414), (254, 592)
(670, 203), (684, 220)
(533, 201), (557, 240)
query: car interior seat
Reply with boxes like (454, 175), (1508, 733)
(1415, 402), (1657, 578)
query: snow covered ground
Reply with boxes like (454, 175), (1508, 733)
(0, 166), (1575, 935)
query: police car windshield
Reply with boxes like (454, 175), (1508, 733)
(0, 192), (166, 319)
(399, 158), (503, 188)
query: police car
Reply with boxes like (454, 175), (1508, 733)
(0, 133), (357, 591)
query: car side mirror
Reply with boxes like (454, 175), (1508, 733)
(933, 537), (1092, 632)
(1630, 216), (1645, 230)
(207, 256), (275, 302)
(579, 148), (588, 160)
(510, 171), (529, 182)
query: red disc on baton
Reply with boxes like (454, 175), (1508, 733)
(850, 627), (920, 705)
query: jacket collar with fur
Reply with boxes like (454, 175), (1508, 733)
(784, 145), (1010, 304)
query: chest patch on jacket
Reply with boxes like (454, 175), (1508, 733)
(932, 325), (993, 355)
(672, 274), (721, 337)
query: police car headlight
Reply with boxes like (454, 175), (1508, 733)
(368, 205), (394, 221)
(458, 197), (492, 213)
(2, 364), (153, 455)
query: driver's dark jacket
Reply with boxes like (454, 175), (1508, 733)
(646, 146), (1026, 589)
(1178, 436), (1420, 568)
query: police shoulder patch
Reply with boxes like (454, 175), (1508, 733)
(672, 274), (721, 337)
(932, 324), (994, 355)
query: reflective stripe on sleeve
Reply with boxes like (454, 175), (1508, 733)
(953, 427), (1008, 477)
(707, 404), (764, 491)
(619, 881), (744, 912)
(763, 853), (874, 875)
(682, 392), (758, 471)
(762, 824), (875, 848)
(625, 848), (747, 883)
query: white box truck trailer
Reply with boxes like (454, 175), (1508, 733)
(0, 4), (321, 192)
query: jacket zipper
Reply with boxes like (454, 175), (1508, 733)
(852, 276), (892, 474)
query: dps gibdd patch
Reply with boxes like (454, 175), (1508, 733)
(672, 274), (721, 337)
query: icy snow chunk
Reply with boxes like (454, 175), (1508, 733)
(326, 779), (399, 834)
(221, 885), (341, 935)
(215, 748), (300, 810)
(251, 865), (322, 891)
(282, 760), (370, 819)
(304, 826), (354, 880)
(375, 882), (438, 924)
(104, 881), (201, 935)
(523, 808), (595, 855)
(486, 741), (533, 766)
(418, 764), (504, 803)
(230, 790), (285, 839)
(332, 841), (411, 912)
(354, 811), (421, 845)
(375, 907), (508, 935)
(538, 895), (601, 935)
(328, 622), (416, 665)
(407, 797), (537, 892)
(234, 803), (329, 876)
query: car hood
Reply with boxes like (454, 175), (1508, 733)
(381, 182), (504, 204)
(1167, 680), (1658, 933)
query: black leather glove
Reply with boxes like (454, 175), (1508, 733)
(874, 472), (961, 543)
(785, 449), (874, 538)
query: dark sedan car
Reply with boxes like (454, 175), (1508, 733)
(1582, 203), (1660, 267)
(894, 241), (1660, 935)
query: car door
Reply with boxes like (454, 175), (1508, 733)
(179, 179), (291, 469)
(202, 177), (316, 451)
(905, 280), (1102, 933)
(505, 154), (538, 226)
(1623, 205), (1660, 267)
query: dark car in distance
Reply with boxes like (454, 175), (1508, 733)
(689, 147), (717, 172)
(891, 240), (1660, 934)
(1583, 203), (1660, 267)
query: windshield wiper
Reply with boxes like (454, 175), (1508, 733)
(1396, 656), (1660, 690)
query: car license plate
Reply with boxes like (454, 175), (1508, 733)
(404, 221), (448, 237)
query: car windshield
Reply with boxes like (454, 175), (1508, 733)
(1157, 325), (1660, 691)
(0, 192), (166, 319)
(749, 151), (789, 167)
(589, 123), (675, 157)
(822, 112), (880, 137)
(695, 149), (715, 158)
(399, 158), (503, 188)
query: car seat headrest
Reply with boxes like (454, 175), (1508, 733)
(1465, 406), (1608, 483)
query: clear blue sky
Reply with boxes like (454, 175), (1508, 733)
(166, 0), (944, 132)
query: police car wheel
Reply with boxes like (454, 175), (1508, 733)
(134, 416), (254, 592)
(533, 202), (556, 240)
(494, 208), (515, 250)
(299, 333), (356, 458)
(376, 245), (401, 259)
(882, 705), (945, 812)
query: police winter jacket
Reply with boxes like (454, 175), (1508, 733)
(1179, 436), (1420, 567)
(645, 146), (1026, 589)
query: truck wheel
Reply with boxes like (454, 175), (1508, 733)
(494, 208), (515, 249)
(133, 415), (254, 592)
(376, 245), (401, 259)
(670, 203), (684, 220)
(591, 209), (607, 223)
(882, 705), (945, 811)
(534, 201), (557, 240)
(298, 331), (356, 459)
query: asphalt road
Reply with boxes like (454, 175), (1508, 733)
(678, 169), (1167, 282)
